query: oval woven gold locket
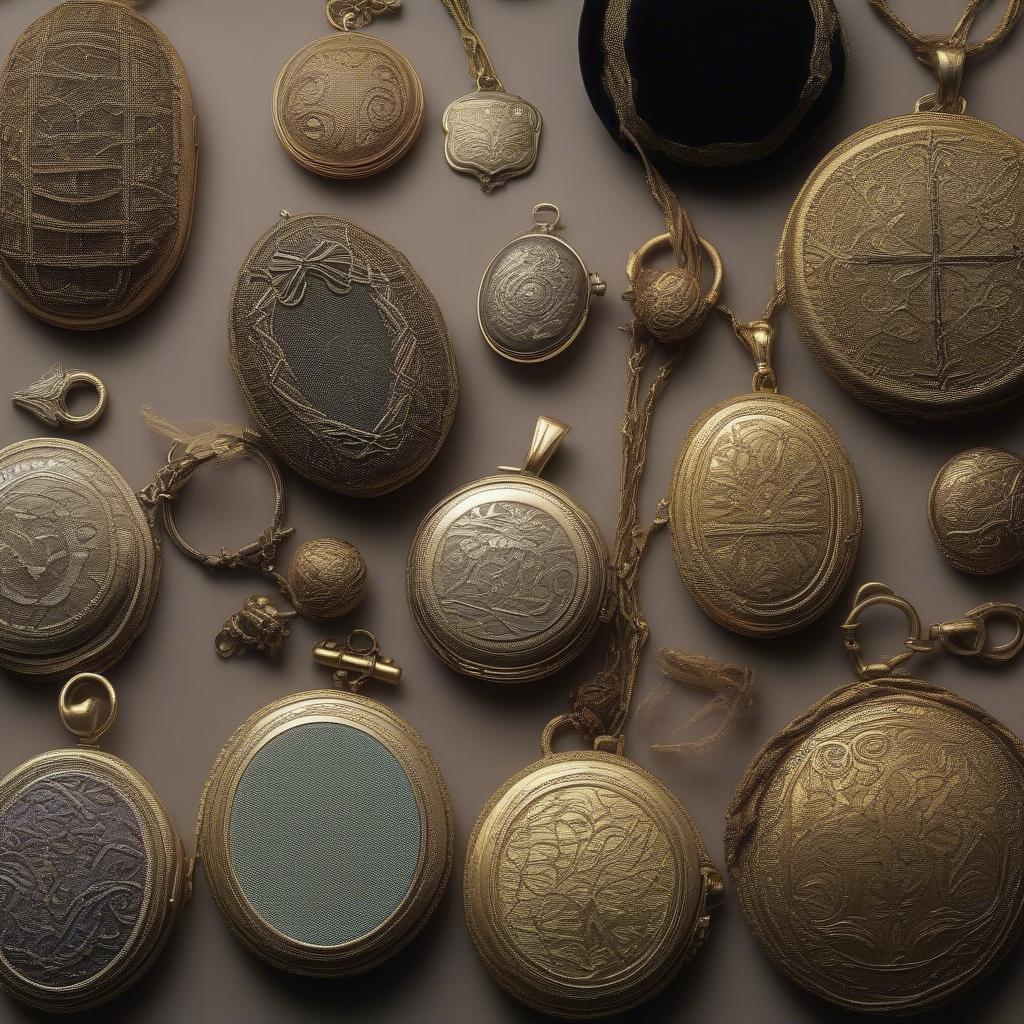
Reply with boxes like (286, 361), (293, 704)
(0, 675), (188, 1012)
(727, 584), (1024, 1013)
(407, 417), (609, 683)
(465, 719), (722, 1018)
(784, 0), (1024, 420)
(0, 438), (160, 682)
(197, 633), (453, 975)
(0, 0), (197, 330)
(273, 1), (423, 179)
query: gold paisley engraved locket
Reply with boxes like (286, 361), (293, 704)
(465, 718), (723, 1019)
(726, 583), (1024, 1014)
(0, 675), (189, 1012)
(438, 0), (542, 190)
(407, 416), (610, 684)
(0, 437), (161, 682)
(273, 1), (424, 179)
(478, 204), (607, 364)
(0, 0), (197, 330)
(784, 0), (1024, 420)
(196, 632), (453, 976)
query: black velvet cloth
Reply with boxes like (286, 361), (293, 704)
(579, 0), (846, 171)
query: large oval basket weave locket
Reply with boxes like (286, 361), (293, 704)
(272, 2), (423, 179)
(197, 635), (453, 975)
(726, 586), (1024, 1013)
(0, 0), (197, 330)
(465, 727), (722, 1018)
(407, 417), (609, 683)
(0, 438), (159, 682)
(228, 211), (459, 497)
(784, 52), (1024, 419)
(0, 675), (187, 1013)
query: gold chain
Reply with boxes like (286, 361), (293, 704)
(437, 0), (502, 90)
(868, 0), (1023, 62)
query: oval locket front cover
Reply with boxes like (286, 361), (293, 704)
(197, 690), (453, 975)
(0, 438), (159, 681)
(228, 212), (459, 497)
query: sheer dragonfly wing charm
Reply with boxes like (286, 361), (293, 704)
(196, 633), (453, 975)
(478, 204), (606, 363)
(726, 584), (1024, 1013)
(407, 416), (609, 682)
(664, 287), (862, 636)
(272, 1), (424, 179)
(0, 0), (197, 329)
(0, 675), (188, 1012)
(783, 0), (1024, 419)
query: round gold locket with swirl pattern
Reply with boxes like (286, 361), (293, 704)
(407, 417), (609, 684)
(272, 1), (423, 179)
(727, 584), (1024, 1014)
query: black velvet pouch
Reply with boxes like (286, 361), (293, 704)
(580, 0), (846, 171)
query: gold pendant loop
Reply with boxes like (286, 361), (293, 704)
(12, 366), (108, 430)
(59, 673), (118, 747)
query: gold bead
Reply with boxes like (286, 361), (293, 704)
(631, 265), (705, 343)
(286, 538), (368, 619)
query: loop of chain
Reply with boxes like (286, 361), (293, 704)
(842, 582), (1024, 680)
(438, 0), (502, 90)
(868, 0), (1023, 63)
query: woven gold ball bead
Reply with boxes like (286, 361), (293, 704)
(631, 266), (704, 343)
(286, 538), (368, 620)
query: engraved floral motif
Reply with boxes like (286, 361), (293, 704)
(695, 416), (829, 602)
(480, 237), (586, 358)
(442, 92), (541, 191)
(799, 123), (1024, 404)
(495, 784), (674, 982)
(0, 773), (148, 987)
(433, 501), (577, 642)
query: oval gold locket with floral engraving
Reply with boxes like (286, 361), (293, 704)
(0, 675), (187, 1013)
(272, 1), (423, 179)
(0, 438), (159, 682)
(197, 634), (452, 976)
(407, 417), (609, 683)
(783, 17), (1024, 420)
(465, 723), (722, 1018)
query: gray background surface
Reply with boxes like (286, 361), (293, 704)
(1, 1), (1023, 1022)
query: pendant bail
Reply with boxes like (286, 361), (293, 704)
(500, 416), (569, 477)
(736, 320), (778, 393)
(933, 44), (966, 112)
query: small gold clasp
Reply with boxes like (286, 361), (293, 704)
(313, 630), (402, 691)
(12, 366), (108, 430)
(915, 44), (967, 113)
(59, 673), (118, 747)
(735, 320), (778, 393)
(842, 583), (1024, 679)
(531, 203), (561, 234)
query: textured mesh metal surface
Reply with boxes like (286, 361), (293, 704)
(0, 0), (195, 328)
(228, 722), (422, 947)
(229, 213), (459, 496)
(0, 770), (148, 987)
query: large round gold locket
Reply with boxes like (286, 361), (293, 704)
(465, 724), (722, 1018)
(273, 1), (423, 179)
(197, 635), (453, 976)
(726, 585), (1024, 1014)
(0, 676), (188, 1013)
(407, 417), (609, 683)
(784, 31), (1024, 420)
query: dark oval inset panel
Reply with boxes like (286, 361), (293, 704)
(229, 213), (459, 497)
(0, 771), (149, 987)
(0, 0), (197, 330)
